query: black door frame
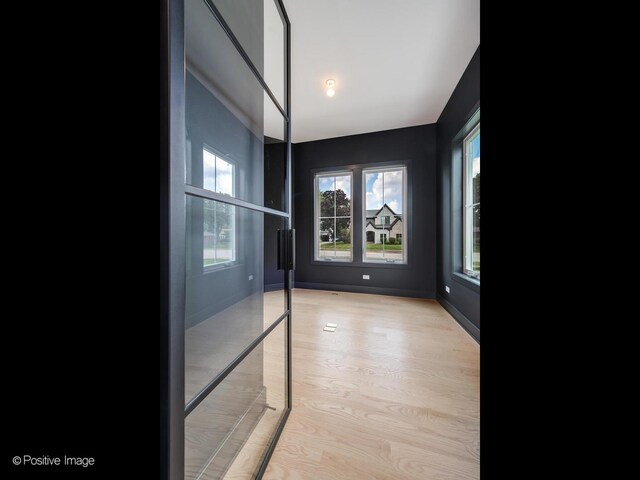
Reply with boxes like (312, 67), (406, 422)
(160, 0), (293, 478)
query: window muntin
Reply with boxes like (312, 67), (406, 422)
(463, 124), (480, 278)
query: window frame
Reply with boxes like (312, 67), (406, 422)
(202, 144), (238, 270)
(462, 124), (480, 279)
(362, 165), (408, 265)
(313, 171), (354, 262)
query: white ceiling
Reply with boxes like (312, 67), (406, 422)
(284, 0), (480, 143)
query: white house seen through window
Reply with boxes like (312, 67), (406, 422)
(463, 124), (480, 278)
(315, 173), (352, 261)
(363, 167), (407, 263)
(203, 147), (236, 267)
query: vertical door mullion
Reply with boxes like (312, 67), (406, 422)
(163, 0), (186, 479)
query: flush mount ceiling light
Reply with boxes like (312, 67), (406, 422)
(325, 79), (336, 97)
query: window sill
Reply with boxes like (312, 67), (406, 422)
(311, 259), (409, 269)
(452, 271), (480, 293)
(362, 260), (408, 267)
(312, 258), (352, 265)
(203, 261), (241, 275)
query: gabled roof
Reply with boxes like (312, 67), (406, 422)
(365, 203), (398, 218)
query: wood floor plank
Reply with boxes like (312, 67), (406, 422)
(263, 288), (479, 480)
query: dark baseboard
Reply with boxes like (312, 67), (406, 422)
(264, 283), (284, 292)
(437, 295), (480, 343)
(294, 282), (435, 299)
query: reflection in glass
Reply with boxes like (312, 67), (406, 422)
(185, 0), (287, 209)
(185, 320), (287, 480)
(263, 0), (286, 108)
(203, 148), (234, 196)
(185, 196), (286, 403)
(205, 0), (286, 109)
(203, 200), (236, 267)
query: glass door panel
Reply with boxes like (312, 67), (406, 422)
(203, 0), (287, 110)
(180, 1), (291, 478)
(185, 196), (287, 403)
(185, 0), (288, 209)
(185, 320), (287, 479)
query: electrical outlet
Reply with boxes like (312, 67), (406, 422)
(445, 285), (450, 293)
(362, 274), (370, 280)
(249, 275), (253, 280)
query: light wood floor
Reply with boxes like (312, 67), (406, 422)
(263, 288), (480, 480)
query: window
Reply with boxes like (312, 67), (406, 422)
(203, 147), (233, 195)
(203, 147), (236, 267)
(363, 166), (407, 263)
(463, 124), (480, 278)
(315, 172), (352, 261)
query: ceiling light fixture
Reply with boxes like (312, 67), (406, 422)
(326, 79), (336, 97)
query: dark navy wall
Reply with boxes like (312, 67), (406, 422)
(436, 46), (480, 341)
(264, 140), (286, 289)
(293, 125), (437, 298)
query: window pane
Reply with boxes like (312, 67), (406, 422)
(203, 148), (217, 192)
(364, 167), (406, 263)
(383, 170), (403, 214)
(185, 319), (288, 480)
(204, 200), (236, 266)
(317, 218), (353, 261)
(318, 177), (335, 217)
(318, 218), (334, 260)
(203, 150), (235, 197)
(216, 156), (234, 195)
(335, 217), (352, 257)
(364, 172), (379, 211)
(472, 132), (480, 274)
(473, 204), (480, 273)
(335, 175), (351, 216)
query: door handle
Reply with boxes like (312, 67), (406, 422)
(277, 229), (295, 271)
